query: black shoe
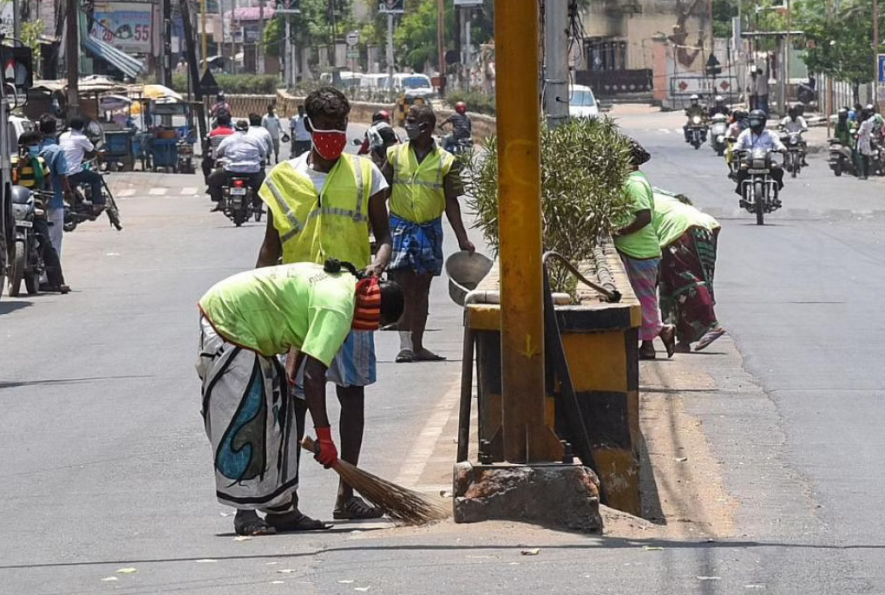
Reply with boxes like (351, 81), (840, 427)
(210, 205), (223, 212)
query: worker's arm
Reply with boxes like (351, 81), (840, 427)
(443, 162), (475, 253)
(614, 209), (652, 237)
(366, 191), (391, 277)
(303, 355), (337, 467)
(256, 212), (282, 267)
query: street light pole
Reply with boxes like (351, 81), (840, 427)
(874, 0), (880, 99)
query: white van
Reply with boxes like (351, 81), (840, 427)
(568, 84), (599, 119)
(359, 73), (391, 91)
(394, 73), (435, 99)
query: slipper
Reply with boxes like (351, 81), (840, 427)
(659, 325), (677, 358)
(639, 344), (656, 360)
(413, 349), (446, 362)
(265, 512), (332, 532)
(675, 342), (692, 354)
(333, 496), (384, 520)
(234, 515), (277, 536)
(695, 327), (726, 352)
(396, 349), (414, 363)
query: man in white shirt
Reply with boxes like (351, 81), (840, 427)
(207, 120), (267, 210)
(59, 116), (105, 213)
(247, 113), (274, 164)
(289, 104), (312, 157)
(734, 109), (786, 195)
(261, 105), (283, 164)
(780, 104), (809, 166)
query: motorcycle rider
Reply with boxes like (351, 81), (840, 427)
(59, 117), (104, 215)
(725, 109), (747, 179)
(780, 104), (809, 166)
(207, 120), (267, 212)
(708, 95), (730, 118)
(203, 110), (236, 184)
(733, 109), (786, 196)
(247, 112), (274, 165)
(211, 91), (231, 119)
(440, 101), (472, 152)
(358, 110), (394, 156)
(13, 131), (69, 293)
(683, 94), (707, 143)
(866, 103), (885, 139)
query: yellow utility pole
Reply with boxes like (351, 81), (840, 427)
(495, 0), (560, 464)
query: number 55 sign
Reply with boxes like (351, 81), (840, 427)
(92, 2), (154, 53)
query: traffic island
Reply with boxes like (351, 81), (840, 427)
(453, 461), (603, 532)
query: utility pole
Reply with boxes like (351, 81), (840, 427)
(454, 4), (461, 88)
(285, 15), (291, 86)
(180, 0), (209, 142)
(65, 0), (80, 116)
(12, 0), (20, 45)
(874, 0), (880, 100)
(543, 0), (569, 128)
(200, 0), (208, 68)
(258, 0), (266, 74)
(464, 8), (472, 91)
(437, 0), (445, 94)
(826, 0), (833, 136)
(161, 0), (173, 87)
(386, 12), (394, 89)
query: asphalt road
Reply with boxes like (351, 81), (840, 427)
(2, 114), (885, 594)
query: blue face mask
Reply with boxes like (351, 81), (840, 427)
(28, 146), (40, 157)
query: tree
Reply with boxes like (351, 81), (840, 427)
(796, 0), (875, 101)
(264, 16), (284, 58)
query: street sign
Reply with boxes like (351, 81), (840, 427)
(347, 49), (359, 59)
(379, 0), (404, 14)
(346, 30), (359, 47)
(200, 68), (220, 95)
(879, 54), (885, 83)
(275, 0), (301, 14)
(454, 0), (483, 5)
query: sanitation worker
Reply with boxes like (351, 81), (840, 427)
(196, 260), (404, 536)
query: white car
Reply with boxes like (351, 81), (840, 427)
(395, 73), (435, 99)
(568, 85), (599, 119)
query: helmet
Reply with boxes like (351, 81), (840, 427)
(690, 94), (699, 104)
(787, 105), (798, 118)
(372, 110), (391, 124)
(837, 108), (849, 121)
(748, 109), (766, 132)
(714, 95), (724, 104)
(10, 185), (32, 205)
(217, 91), (226, 100)
(866, 104), (875, 112)
(455, 101), (467, 114)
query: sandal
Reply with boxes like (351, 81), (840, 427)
(639, 343), (656, 360)
(265, 511), (332, 532)
(333, 496), (385, 520)
(234, 512), (277, 536)
(659, 325), (677, 359)
(413, 349), (446, 362)
(695, 327), (726, 352)
(396, 349), (414, 363)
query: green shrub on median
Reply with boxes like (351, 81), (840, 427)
(462, 117), (633, 291)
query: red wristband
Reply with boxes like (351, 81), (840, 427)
(315, 426), (333, 440)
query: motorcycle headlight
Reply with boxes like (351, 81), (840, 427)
(12, 204), (29, 219)
(692, 116), (702, 124)
(752, 159), (767, 169)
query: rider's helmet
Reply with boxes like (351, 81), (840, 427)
(748, 109), (766, 133)
(690, 94), (700, 106)
(787, 104), (799, 119)
(455, 101), (468, 114)
(866, 103), (877, 114)
(731, 109), (745, 123)
(372, 110), (391, 124)
(837, 108), (849, 122)
(217, 91), (226, 102)
(714, 95), (725, 105)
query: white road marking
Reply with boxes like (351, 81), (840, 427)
(181, 187), (199, 195)
(149, 188), (168, 195)
(118, 188), (136, 197)
(658, 128), (671, 134)
(393, 378), (462, 488)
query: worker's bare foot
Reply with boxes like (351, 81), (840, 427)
(413, 348), (446, 362)
(265, 510), (331, 532)
(234, 510), (276, 536)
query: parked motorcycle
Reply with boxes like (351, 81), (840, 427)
(780, 131), (806, 178)
(827, 138), (855, 177)
(65, 159), (123, 232)
(222, 176), (257, 227)
(8, 185), (43, 296)
(709, 113), (729, 156)
(736, 148), (783, 225)
(687, 115), (706, 149)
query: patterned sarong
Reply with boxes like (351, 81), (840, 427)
(388, 214), (444, 276)
(620, 254), (664, 342)
(196, 316), (305, 511)
(659, 227), (719, 344)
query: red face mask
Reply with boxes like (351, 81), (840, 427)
(307, 118), (348, 160)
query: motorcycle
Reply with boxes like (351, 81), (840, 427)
(222, 176), (257, 227)
(827, 138), (855, 177)
(687, 115), (706, 149)
(8, 186), (43, 296)
(446, 136), (474, 156)
(737, 148), (783, 226)
(65, 158), (123, 232)
(709, 114), (729, 156)
(779, 131), (806, 178)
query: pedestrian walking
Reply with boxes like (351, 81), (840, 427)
(256, 86), (393, 521)
(652, 189), (725, 352)
(756, 64), (770, 116)
(290, 104), (312, 157)
(262, 104), (283, 164)
(748, 67), (759, 111)
(196, 261), (404, 536)
(383, 104), (475, 363)
(856, 108), (875, 180)
(614, 139), (676, 360)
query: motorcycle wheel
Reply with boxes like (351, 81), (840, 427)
(754, 182), (765, 226)
(8, 239), (25, 297)
(233, 210), (246, 227)
(105, 196), (123, 231)
(25, 266), (40, 295)
(833, 164), (842, 177)
(254, 208), (262, 223)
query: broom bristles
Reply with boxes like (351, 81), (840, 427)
(302, 437), (450, 525)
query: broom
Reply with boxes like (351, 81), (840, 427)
(301, 437), (451, 525)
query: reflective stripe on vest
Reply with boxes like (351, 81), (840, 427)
(261, 153), (373, 268)
(388, 142), (454, 224)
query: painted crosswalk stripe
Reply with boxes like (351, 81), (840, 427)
(118, 188), (136, 197)
(659, 128), (671, 134)
(181, 187), (199, 195)
(148, 188), (168, 195)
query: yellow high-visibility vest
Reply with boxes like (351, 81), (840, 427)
(260, 153), (374, 268)
(387, 142), (455, 224)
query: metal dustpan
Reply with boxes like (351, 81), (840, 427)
(445, 251), (493, 306)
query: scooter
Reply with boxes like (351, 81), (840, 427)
(709, 114), (729, 156)
(8, 185), (43, 296)
(779, 131), (806, 178)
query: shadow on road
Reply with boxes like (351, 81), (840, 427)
(0, 374), (155, 389)
(0, 300), (32, 315)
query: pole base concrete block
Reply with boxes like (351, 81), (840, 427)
(452, 461), (603, 533)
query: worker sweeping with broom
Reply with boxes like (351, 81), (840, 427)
(196, 260), (404, 536)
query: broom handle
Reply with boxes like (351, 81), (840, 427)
(301, 436), (343, 471)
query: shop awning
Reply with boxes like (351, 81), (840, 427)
(83, 36), (144, 79)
